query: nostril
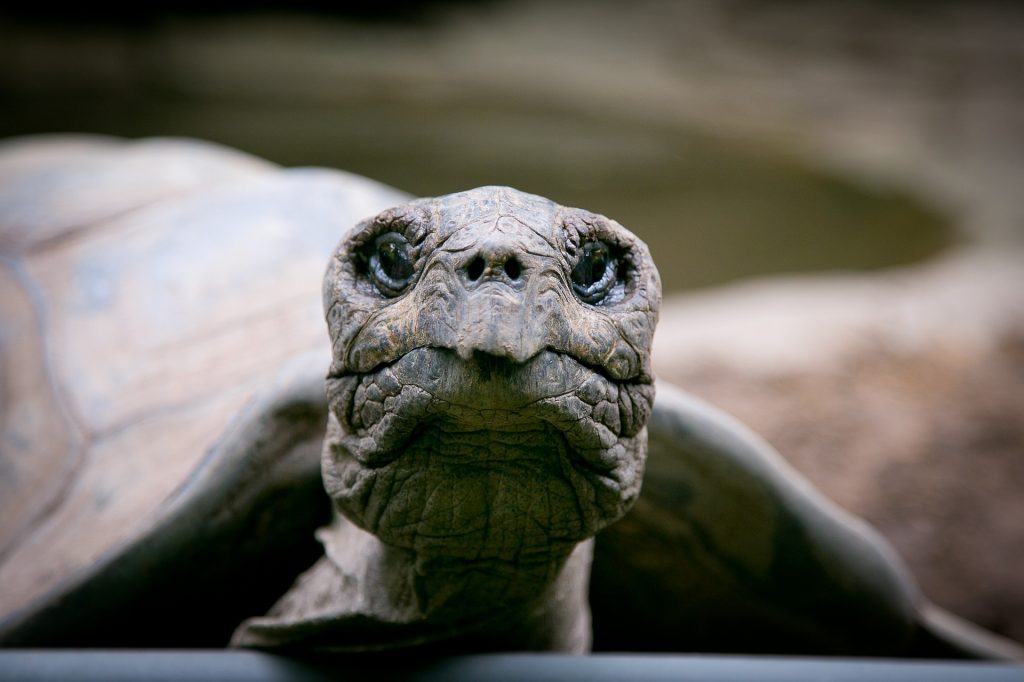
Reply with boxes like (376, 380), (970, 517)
(467, 256), (485, 281)
(503, 257), (522, 281)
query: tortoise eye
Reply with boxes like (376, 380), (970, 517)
(571, 240), (616, 304)
(367, 232), (414, 296)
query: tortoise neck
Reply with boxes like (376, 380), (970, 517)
(321, 513), (593, 652)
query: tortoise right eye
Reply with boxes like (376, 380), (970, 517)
(366, 232), (414, 296)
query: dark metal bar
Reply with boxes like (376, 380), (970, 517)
(0, 652), (1022, 682)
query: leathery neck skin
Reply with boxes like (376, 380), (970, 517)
(242, 186), (660, 652)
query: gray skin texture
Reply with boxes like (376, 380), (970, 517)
(231, 186), (660, 653)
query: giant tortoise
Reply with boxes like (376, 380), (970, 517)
(0, 135), (1019, 658)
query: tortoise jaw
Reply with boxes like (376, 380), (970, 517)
(321, 345), (652, 559)
(326, 347), (651, 474)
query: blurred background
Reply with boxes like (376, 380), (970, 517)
(7, 0), (1015, 294)
(2, 0), (1022, 647)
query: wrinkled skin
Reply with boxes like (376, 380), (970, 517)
(324, 187), (659, 559)
(232, 186), (660, 652)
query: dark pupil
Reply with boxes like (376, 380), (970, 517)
(575, 244), (608, 285)
(377, 239), (411, 280)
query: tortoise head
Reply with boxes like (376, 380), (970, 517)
(321, 186), (660, 564)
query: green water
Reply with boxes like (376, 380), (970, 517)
(0, 13), (953, 295)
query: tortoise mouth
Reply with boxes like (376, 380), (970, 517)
(322, 347), (653, 557)
(326, 346), (647, 474)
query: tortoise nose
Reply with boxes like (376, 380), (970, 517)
(463, 247), (524, 285)
(455, 243), (542, 362)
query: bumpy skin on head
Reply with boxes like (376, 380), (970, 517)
(321, 186), (661, 567)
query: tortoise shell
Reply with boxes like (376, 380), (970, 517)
(0, 136), (1014, 658)
(0, 135), (407, 642)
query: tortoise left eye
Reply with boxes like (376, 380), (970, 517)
(571, 240), (616, 304)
